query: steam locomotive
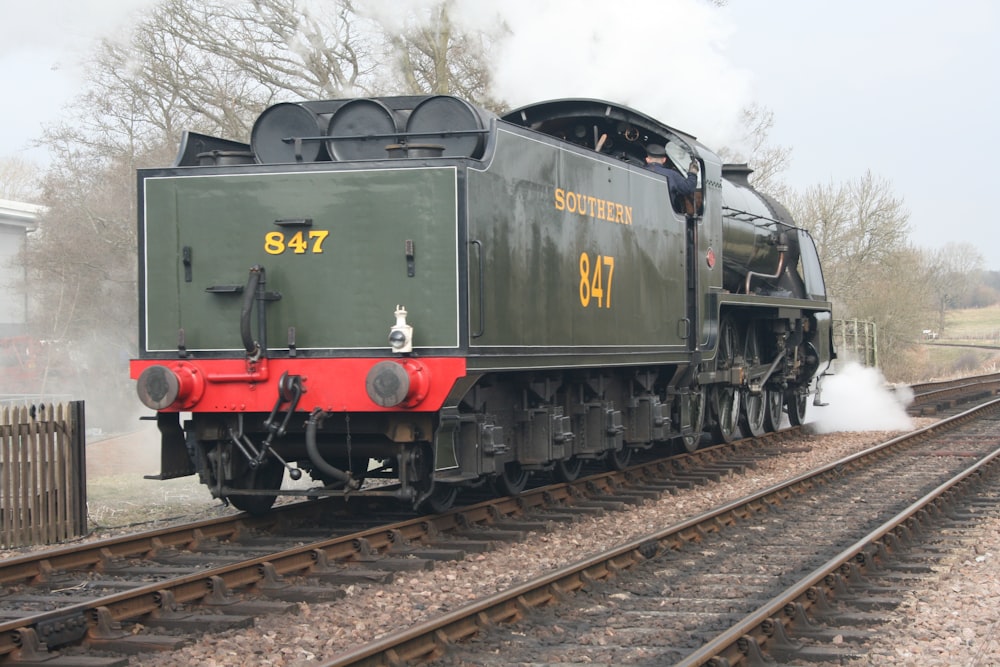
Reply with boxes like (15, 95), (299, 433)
(130, 95), (834, 514)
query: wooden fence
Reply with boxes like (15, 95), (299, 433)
(0, 401), (87, 548)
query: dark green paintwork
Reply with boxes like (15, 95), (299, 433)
(140, 121), (827, 374)
(466, 129), (689, 353)
(142, 168), (460, 353)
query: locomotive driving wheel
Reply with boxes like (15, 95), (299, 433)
(763, 387), (784, 432)
(786, 389), (809, 426)
(738, 323), (767, 438)
(710, 316), (742, 444)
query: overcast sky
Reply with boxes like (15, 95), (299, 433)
(2, 0), (998, 269)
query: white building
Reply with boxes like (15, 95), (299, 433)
(0, 198), (43, 337)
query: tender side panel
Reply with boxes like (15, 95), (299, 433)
(142, 168), (460, 353)
(466, 129), (688, 354)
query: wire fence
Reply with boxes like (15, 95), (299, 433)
(833, 319), (877, 368)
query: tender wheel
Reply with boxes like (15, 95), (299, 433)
(228, 461), (284, 515)
(786, 389), (809, 426)
(605, 447), (633, 471)
(552, 456), (584, 483)
(763, 388), (783, 432)
(492, 461), (529, 496)
(710, 317), (742, 444)
(416, 484), (459, 514)
(680, 385), (707, 453)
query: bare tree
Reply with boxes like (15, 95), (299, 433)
(788, 171), (925, 379)
(839, 247), (935, 381)
(790, 170), (910, 304)
(923, 242), (985, 333)
(42, 0), (507, 158)
(0, 156), (43, 201)
(50, 0), (379, 155)
(715, 103), (792, 198)
(21, 146), (144, 424)
(363, 0), (507, 110)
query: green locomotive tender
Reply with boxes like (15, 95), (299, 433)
(131, 95), (834, 514)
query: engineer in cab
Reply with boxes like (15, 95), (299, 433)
(644, 143), (698, 211)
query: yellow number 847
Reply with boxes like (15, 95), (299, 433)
(579, 252), (615, 308)
(264, 230), (330, 255)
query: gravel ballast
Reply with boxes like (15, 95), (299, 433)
(6, 405), (999, 665)
(98, 422), (1000, 666)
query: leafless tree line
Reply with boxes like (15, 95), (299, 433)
(721, 107), (986, 380)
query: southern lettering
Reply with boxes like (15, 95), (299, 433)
(554, 187), (633, 226)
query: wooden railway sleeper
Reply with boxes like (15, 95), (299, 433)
(86, 606), (186, 653)
(758, 616), (804, 661)
(256, 562), (288, 592)
(10, 627), (127, 667)
(144, 590), (253, 634)
(733, 633), (770, 667)
(203, 575), (235, 606)
(787, 598), (824, 630)
(22, 609), (90, 651)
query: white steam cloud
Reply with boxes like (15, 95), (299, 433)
(807, 363), (914, 434)
(488, 0), (751, 146)
(357, 0), (754, 148)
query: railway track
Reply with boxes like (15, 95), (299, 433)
(319, 399), (1000, 666)
(1, 428), (812, 665)
(907, 371), (1000, 415)
(1, 374), (994, 665)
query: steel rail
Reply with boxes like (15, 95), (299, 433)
(0, 427), (799, 660)
(907, 371), (1000, 414)
(677, 404), (1000, 666)
(908, 370), (1000, 395)
(317, 398), (1000, 667)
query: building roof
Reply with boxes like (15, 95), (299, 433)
(0, 198), (45, 231)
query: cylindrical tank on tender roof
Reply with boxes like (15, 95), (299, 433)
(325, 98), (402, 160)
(718, 163), (796, 293)
(251, 102), (331, 163)
(406, 96), (489, 158)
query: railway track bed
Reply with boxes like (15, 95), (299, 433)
(339, 400), (1000, 666)
(1, 425), (892, 666)
(3, 375), (997, 666)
